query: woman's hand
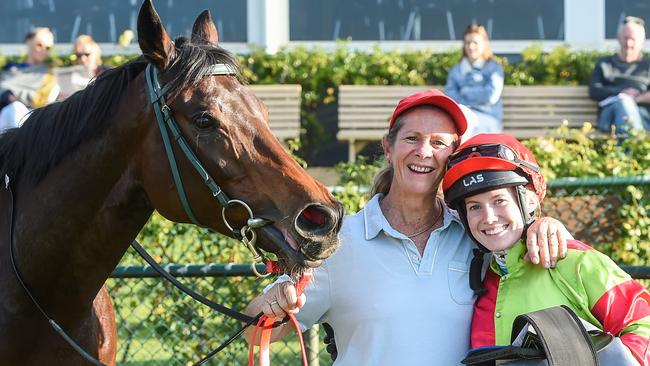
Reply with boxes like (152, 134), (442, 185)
(244, 281), (306, 344)
(256, 281), (305, 319)
(525, 217), (573, 268)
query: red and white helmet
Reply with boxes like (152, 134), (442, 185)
(442, 133), (546, 213)
(442, 133), (546, 296)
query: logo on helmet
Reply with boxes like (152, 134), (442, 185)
(463, 174), (484, 187)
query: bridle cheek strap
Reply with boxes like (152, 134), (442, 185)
(145, 63), (239, 229)
(248, 274), (312, 366)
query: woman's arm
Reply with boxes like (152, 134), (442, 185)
(459, 62), (504, 105)
(244, 265), (331, 345)
(444, 64), (464, 103)
(524, 217), (572, 268)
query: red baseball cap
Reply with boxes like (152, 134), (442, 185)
(389, 89), (468, 137)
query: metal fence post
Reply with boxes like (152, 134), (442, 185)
(306, 324), (320, 366)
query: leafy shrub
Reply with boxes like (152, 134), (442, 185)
(525, 125), (649, 264)
(0, 44), (611, 160)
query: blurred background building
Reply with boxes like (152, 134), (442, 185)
(0, 0), (648, 55)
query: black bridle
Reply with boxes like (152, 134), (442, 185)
(4, 63), (288, 365)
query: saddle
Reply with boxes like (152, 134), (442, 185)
(461, 305), (639, 366)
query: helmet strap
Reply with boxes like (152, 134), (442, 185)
(515, 185), (536, 240)
(455, 203), (490, 296)
(469, 248), (488, 297)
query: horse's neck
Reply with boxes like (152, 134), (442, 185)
(12, 78), (154, 311)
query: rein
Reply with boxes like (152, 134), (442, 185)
(3, 63), (305, 365)
(4, 175), (104, 366)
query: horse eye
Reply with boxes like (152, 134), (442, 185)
(192, 114), (217, 130)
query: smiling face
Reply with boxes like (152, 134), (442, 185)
(383, 106), (458, 198)
(464, 187), (530, 252)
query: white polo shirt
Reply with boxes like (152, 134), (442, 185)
(295, 194), (477, 366)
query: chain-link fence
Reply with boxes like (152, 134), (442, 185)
(107, 175), (650, 365)
(108, 267), (323, 366)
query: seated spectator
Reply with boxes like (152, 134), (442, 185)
(0, 27), (58, 131)
(589, 16), (650, 137)
(445, 24), (504, 137)
(54, 35), (107, 100)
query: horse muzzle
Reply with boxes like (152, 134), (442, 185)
(257, 225), (323, 269)
(258, 202), (343, 272)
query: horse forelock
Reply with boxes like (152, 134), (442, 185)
(162, 41), (243, 102)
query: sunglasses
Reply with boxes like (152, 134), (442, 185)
(448, 143), (540, 172)
(75, 52), (91, 58)
(623, 16), (645, 26)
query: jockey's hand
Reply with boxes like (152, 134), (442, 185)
(524, 217), (572, 268)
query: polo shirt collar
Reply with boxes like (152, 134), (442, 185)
(363, 193), (464, 241)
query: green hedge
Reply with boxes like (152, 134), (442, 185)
(241, 44), (607, 156)
(0, 44), (609, 159)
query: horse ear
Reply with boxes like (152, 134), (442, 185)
(191, 10), (219, 45)
(137, 0), (175, 69)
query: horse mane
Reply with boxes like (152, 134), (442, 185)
(0, 40), (241, 187)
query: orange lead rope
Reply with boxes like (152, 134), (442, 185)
(249, 272), (313, 366)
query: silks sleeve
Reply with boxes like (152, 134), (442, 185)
(576, 241), (650, 365)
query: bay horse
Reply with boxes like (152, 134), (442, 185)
(0, 1), (342, 364)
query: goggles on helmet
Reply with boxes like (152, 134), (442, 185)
(448, 143), (540, 174)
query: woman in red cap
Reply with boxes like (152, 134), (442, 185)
(245, 90), (571, 365)
(442, 133), (649, 365)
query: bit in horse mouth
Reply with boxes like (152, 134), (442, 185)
(274, 224), (325, 264)
(275, 224), (300, 252)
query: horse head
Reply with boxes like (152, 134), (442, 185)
(135, 0), (342, 274)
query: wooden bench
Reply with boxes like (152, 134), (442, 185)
(250, 84), (302, 141)
(337, 85), (598, 162)
(502, 86), (598, 138)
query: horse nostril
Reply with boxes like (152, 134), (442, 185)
(302, 206), (328, 226)
(295, 204), (337, 237)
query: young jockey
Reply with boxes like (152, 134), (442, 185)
(442, 133), (650, 365)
